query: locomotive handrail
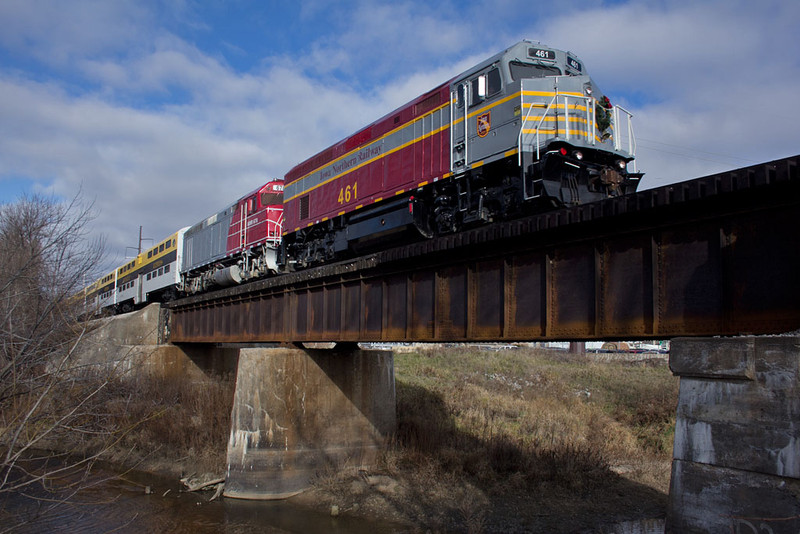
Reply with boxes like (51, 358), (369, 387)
(517, 95), (542, 165)
(523, 93), (625, 161)
(523, 93), (589, 160)
(533, 95), (558, 161)
(612, 105), (637, 166)
(267, 207), (283, 246)
(463, 81), (470, 170)
(450, 91), (455, 173)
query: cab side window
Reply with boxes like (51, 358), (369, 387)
(455, 83), (466, 109)
(487, 68), (501, 95)
(469, 67), (501, 107)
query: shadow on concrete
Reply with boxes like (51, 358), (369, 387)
(173, 343), (240, 377)
(302, 343), (396, 437)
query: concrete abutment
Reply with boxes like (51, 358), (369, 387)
(75, 305), (397, 500)
(76, 304), (239, 378)
(667, 336), (800, 533)
(223, 346), (396, 499)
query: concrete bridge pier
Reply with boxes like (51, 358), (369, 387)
(223, 344), (396, 500)
(667, 336), (800, 533)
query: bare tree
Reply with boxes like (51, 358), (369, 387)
(0, 192), (114, 522)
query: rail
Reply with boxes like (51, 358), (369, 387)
(517, 99), (545, 165)
(266, 207), (283, 246)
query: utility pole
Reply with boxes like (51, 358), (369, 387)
(126, 226), (152, 259)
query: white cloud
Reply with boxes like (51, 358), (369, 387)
(0, 44), (401, 267)
(0, 0), (798, 270)
(528, 0), (800, 188)
(0, 0), (151, 66)
(0, 75), (272, 263)
(287, 0), (483, 89)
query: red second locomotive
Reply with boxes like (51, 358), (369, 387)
(180, 180), (284, 293)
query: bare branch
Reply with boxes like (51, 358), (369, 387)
(0, 190), (118, 507)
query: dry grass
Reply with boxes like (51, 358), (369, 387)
(389, 346), (678, 492)
(84, 372), (235, 475)
(332, 345), (680, 532)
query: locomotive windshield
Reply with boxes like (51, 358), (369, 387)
(509, 61), (561, 80)
(261, 192), (283, 206)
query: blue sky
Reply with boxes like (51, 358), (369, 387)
(1, 0), (798, 271)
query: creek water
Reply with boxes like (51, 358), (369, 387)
(3, 459), (666, 533)
(1, 463), (404, 533)
(591, 519), (665, 534)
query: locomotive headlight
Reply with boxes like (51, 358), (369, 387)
(573, 150), (584, 161)
(616, 159), (626, 170)
(584, 83), (593, 96)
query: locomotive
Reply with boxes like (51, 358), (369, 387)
(282, 39), (640, 268)
(84, 40), (640, 312)
(181, 180), (284, 294)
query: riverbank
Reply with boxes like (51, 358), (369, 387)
(12, 345), (678, 532)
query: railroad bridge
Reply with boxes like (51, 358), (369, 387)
(161, 155), (800, 532)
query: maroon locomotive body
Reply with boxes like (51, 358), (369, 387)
(283, 83), (452, 266)
(282, 40), (639, 267)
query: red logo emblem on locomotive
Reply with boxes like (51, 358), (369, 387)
(476, 112), (491, 137)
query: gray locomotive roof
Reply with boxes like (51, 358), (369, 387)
(286, 40), (589, 178)
(450, 40), (586, 84)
